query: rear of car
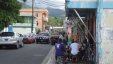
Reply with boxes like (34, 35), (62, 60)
(36, 32), (51, 44)
(22, 35), (35, 44)
(0, 32), (24, 49)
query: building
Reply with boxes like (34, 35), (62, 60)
(20, 9), (48, 31)
(12, 9), (48, 34)
(65, 0), (113, 64)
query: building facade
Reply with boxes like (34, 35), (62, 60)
(65, 0), (113, 64)
(19, 9), (48, 32)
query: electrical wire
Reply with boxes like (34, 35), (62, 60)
(35, 2), (65, 7)
(25, 0), (65, 7)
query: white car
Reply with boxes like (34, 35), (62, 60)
(0, 32), (24, 49)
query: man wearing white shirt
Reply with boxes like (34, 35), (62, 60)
(69, 39), (80, 63)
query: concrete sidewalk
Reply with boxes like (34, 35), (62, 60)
(41, 46), (56, 64)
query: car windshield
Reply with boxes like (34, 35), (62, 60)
(0, 32), (14, 37)
(38, 33), (49, 36)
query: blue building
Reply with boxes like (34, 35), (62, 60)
(65, 0), (113, 64)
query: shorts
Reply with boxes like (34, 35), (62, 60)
(55, 56), (64, 60)
(70, 54), (78, 59)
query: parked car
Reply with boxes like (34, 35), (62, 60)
(0, 32), (24, 49)
(36, 32), (51, 44)
(22, 34), (35, 44)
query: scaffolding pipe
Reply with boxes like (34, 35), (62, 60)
(74, 9), (96, 43)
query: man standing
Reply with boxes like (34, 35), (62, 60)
(55, 39), (65, 59)
(55, 39), (65, 63)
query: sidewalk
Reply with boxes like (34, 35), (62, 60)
(41, 46), (56, 64)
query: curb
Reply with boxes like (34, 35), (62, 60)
(41, 46), (55, 64)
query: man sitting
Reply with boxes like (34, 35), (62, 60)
(69, 39), (80, 63)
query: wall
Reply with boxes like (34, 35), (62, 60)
(13, 27), (31, 34)
(98, 9), (113, 64)
(12, 23), (36, 34)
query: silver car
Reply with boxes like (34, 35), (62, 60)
(0, 32), (24, 49)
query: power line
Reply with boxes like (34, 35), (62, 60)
(26, 0), (65, 7)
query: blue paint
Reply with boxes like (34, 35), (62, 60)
(67, 1), (113, 8)
(103, 2), (113, 8)
(67, 1), (97, 8)
(8, 25), (13, 32)
(96, 0), (103, 63)
(98, 46), (104, 58)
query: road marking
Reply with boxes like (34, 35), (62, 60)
(33, 54), (44, 57)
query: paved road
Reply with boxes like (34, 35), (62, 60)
(0, 44), (53, 64)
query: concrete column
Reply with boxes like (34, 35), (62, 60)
(96, 0), (103, 64)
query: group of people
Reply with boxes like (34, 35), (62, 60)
(55, 33), (81, 64)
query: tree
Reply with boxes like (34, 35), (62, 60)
(0, 0), (22, 31)
(48, 17), (63, 26)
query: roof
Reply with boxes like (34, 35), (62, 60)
(20, 9), (48, 12)
(19, 9), (48, 16)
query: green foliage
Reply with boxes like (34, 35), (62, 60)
(48, 17), (63, 26)
(0, 0), (22, 31)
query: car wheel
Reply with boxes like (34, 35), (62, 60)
(48, 40), (51, 44)
(33, 39), (36, 43)
(36, 40), (39, 44)
(20, 43), (24, 47)
(0, 46), (3, 49)
(15, 43), (19, 49)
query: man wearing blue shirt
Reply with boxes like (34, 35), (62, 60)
(55, 39), (65, 59)
(55, 38), (66, 64)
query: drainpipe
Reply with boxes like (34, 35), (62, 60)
(96, 0), (103, 64)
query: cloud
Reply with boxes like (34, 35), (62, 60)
(18, 0), (65, 17)
(20, 0), (65, 10)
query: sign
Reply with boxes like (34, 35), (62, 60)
(8, 25), (13, 32)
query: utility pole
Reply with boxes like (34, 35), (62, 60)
(31, 0), (34, 33)
(23, 0), (34, 33)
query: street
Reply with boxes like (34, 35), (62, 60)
(0, 44), (53, 64)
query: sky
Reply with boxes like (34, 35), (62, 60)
(20, 0), (65, 10)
